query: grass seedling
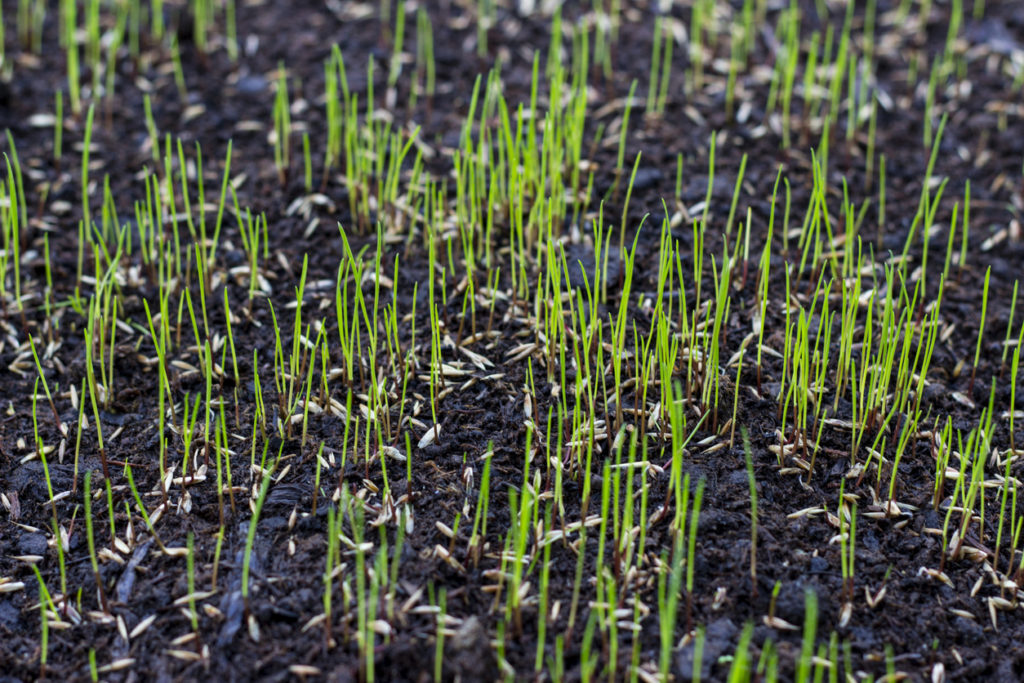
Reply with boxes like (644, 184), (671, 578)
(31, 566), (52, 677)
(62, 0), (80, 114)
(1009, 320), (1024, 455)
(225, 0), (238, 59)
(185, 531), (199, 635)
(322, 503), (339, 649)
(78, 103), (96, 281)
(658, 532), (685, 679)
(53, 90), (63, 165)
(535, 505), (553, 674)
(958, 180), (971, 279)
(143, 94), (159, 162)
(170, 35), (187, 100)
(686, 478), (705, 631)
(691, 624), (706, 683)
(1, 150), (25, 313)
(124, 464), (168, 552)
(273, 63), (291, 185)
(724, 25), (742, 122)
(302, 132), (312, 192)
(83, 471), (110, 613)
(1000, 281), (1019, 374)
(467, 446), (493, 567)
(780, 5), (800, 149)
(82, 324), (110, 481)
(646, 17), (673, 116)
(433, 585), (447, 682)
(838, 480), (858, 602)
(387, 0), (406, 95)
(412, 8), (435, 110)
(797, 588), (818, 683)
(742, 428), (758, 599)
(968, 266), (991, 395)
(27, 335), (65, 437)
(612, 79), (638, 196)
(242, 467), (273, 609)
(728, 622), (754, 681)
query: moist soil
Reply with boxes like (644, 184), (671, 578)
(2, 0), (1024, 681)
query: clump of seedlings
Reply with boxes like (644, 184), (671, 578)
(1, 0), (1023, 681)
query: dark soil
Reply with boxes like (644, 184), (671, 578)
(2, 0), (1024, 681)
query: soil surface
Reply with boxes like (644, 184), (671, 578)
(2, 0), (1024, 682)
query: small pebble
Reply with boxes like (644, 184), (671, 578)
(19, 532), (48, 556)
(236, 74), (268, 96)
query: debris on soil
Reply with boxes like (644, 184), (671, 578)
(1, 0), (1023, 681)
